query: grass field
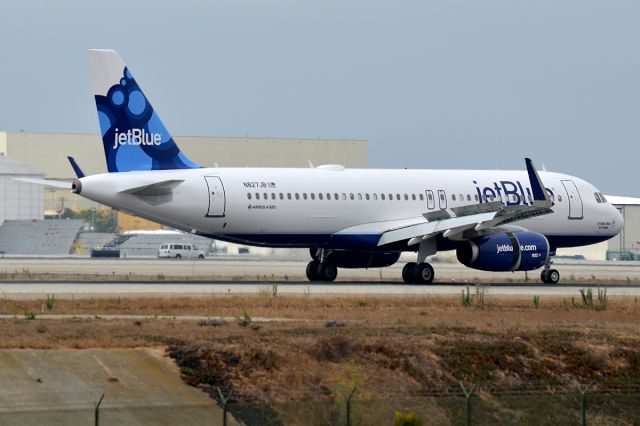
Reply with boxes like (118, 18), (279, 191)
(0, 292), (638, 424)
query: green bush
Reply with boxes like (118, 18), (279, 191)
(395, 411), (422, 426)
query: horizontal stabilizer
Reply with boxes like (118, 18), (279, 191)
(12, 177), (72, 189)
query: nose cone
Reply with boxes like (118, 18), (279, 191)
(610, 205), (624, 235)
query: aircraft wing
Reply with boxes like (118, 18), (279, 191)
(377, 158), (554, 247)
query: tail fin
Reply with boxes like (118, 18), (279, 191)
(87, 49), (201, 173)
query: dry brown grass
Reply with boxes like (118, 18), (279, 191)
(0, 294), (638, 413)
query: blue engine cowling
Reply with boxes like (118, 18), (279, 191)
(456, 231), (550, 272)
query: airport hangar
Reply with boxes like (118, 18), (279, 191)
(0, 130), (367, 228)
(1, 130), (640, 261)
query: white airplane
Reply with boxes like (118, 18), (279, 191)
(23, 49), (624, 284)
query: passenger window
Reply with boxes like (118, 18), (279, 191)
(459, 194), (463, 201)
(403, 194), (408, 201)
(419, 194), (424, 201)
(396, 194), (401, 200)
(287, 193), (292, 200)
(327, 193), (331, 200)
(357, 193), (362, 200)
(279, 193), (284, 200)
(428, 192), (433, 201)
(474, 194), (479, 201)
(318, 193), (323, 200)
(271, 193), (276, 200)
(247, 193), (252, 200)
(350, 193), (355, 200)
(365, 194), (370, 200)
(255, 192), (259, 199)
(558, 195), (563, 202)
(310, 193), (315, 200)
(381, 194), (386, 200)
(303, 193), (308, 200)
(335, 193), (339, 200)
(295, 193), (300, 200)
(467, 194), (471, 201)
(263, 193), (268, 200)
(342, 193), (347, 200)
(373, 194), (378, 200)
(411, 194), (416, 201)
(452, 194), (456, 201)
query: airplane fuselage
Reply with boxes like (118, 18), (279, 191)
(73, 167), (623, 252)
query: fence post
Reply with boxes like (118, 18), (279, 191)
(217, 387), (234, 426)
(345, 386), (357, 426)
(94, 393), (104, 426)
(459, 382), (475, 426)
(577, 383), (593, 426)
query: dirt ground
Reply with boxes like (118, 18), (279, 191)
(0, 293), (639, 424)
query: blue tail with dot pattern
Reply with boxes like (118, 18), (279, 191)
(87, 49), (201, 173)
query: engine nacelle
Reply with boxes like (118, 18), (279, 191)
(456, 231), (549, 272)
(327, 250), (401, 269)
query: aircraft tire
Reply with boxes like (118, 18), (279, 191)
(540, 271), (549, 283)
(306, 260), (320, 281)
(414, 263), (434, 284)
(318, 263), (338, 282)
(547, 269), (560, 284)
(402, 262), (417, 283)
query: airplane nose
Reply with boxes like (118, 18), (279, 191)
(612, 205), (624, 235)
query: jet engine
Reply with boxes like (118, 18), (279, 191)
(456, 231), (549, 272)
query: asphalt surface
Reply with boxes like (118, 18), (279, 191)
(1, 257), (639, 298)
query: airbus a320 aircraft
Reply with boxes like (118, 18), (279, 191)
(23, 50), (624, 284)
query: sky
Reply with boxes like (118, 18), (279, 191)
(1, 0), (639, 195)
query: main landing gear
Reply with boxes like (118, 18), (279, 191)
(401, 262), (435, 284)
(306, 249), (338, 282)
(540, 258), (560, 284)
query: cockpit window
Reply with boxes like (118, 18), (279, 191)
(594, 192), (602, 203)
(599, 193), (608, 203)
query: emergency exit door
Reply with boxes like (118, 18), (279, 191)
(561, 179), (583, 220)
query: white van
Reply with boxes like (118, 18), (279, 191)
(158, 243), (206, 259)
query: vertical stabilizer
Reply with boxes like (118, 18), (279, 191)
(87, 49), (201, 173)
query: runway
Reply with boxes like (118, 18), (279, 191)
(1, 281), (640, 299)
(1, 257), (640, 298)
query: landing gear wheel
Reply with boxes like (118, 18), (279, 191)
(402, 262), (417, 284)
(175, 254), (182, 259)
(540, 271), (549, 284)
(541, 269), (560, 284)
(306, 260), (320, 281)
(318, 263), (338, 282)
(414, 263), (435, 284)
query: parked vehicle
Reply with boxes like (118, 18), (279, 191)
(158, 243), (205, 259)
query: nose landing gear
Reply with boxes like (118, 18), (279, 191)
(540, 258), (560, 284)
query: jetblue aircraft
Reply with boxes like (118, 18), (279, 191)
(24, 50), (624, 284)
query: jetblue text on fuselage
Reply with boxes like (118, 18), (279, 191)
(473, 180), (555, 206)
(112, 128), (161, 149)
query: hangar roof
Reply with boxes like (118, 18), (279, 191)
(0, 155), (44, 176)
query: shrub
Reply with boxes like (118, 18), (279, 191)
(44, 294), (56, 311)
(395, 411), (422, 426)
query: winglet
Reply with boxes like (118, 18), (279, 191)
(525, 158), (551, 208)
(67, 156), (85, 178)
